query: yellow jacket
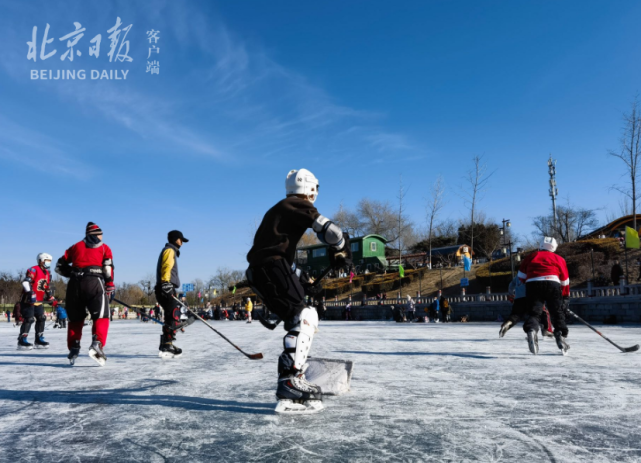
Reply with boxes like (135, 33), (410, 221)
(245, 300), (253, 312)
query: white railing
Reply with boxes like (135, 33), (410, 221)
(324, 281), (641, 307)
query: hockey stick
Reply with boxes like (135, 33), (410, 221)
(112, 298), (191, 330)
(172, 296), (263, 360)
(565, 307), (639, 353)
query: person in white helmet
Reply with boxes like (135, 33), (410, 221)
(246, 168), (352, 415)
(518, 237), (571, 355)
(17, 253), (58, 349)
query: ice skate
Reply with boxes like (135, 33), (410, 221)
(499, 320), (513, 338)
(526, 330), (539, 355)
(34, 335), (50, 349)
(88, 335), (107, 366)
(554, 331), (570, 356)
(17, 335), (33, 350)
(541, 326), (554, 338)
(275, 372), (324, 415)
(68, 340), (81, 365)
(158, 335), (182, 359)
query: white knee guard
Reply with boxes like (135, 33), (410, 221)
(283, 307), (319, 371)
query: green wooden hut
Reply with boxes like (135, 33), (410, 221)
(297, 234), (388, 276)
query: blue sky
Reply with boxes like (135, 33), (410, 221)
(1, 0), (640, 284)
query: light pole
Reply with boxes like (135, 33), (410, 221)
(500, 219), (513, 278)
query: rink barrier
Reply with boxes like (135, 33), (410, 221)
(319, 293), (641, 323)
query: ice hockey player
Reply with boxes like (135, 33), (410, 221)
(246, 168), (352, 415)
(517, 237), (571, 355)
(55, 222), (114, 366)
(499, 274), (553, 338)
(17, 253), (57, 349)
(155, 230), (189, 358)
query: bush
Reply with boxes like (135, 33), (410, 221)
(559, 238), (619, 260)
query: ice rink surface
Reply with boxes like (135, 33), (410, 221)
(1, 320), (640, 463)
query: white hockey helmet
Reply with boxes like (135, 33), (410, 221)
(539, 237), (558, 252)
(285, 168), (319, 203)
(37, 252), (53, 268)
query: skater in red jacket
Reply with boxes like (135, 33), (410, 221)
(55, 222), (114, 366)
(518, 237), (570, 355)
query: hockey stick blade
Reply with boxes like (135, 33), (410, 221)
(622, 344), (640, 353)
(173, 296), (263, 360)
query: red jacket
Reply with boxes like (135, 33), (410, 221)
(518, 250), (570, 297)
(21, 265), (52, 304)
(59, 240), (115, 290)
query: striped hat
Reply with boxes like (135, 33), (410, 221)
(86, 222), (103, 236)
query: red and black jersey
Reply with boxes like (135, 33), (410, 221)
(21, 265), (51, 304)
(247, 196), (320, 266)
(58, 240), (115, 288)
(518, 250), (570, 297)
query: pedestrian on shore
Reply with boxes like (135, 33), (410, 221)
(611, 259), (624, 286)
(406, 295), (416, 322)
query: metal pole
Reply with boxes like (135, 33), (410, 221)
(510, 240), (515, 279)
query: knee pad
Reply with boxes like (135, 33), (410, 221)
(281, 307), (318, 373)
(27, 317), (36, 324)
(35, 314), (46, 322)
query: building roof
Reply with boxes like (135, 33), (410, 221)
(430, 245), (470, 256)
(582, 214), (641, 239)
(298, 234), (388, 250)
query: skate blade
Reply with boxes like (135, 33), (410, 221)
(527, 333), (539, 355)
(88, 349), (106, 367)
(35, 345), (49, 349)
(275, 399), (324, 415)
(158, 351), (182, 359)
(68, 357), (77, 365)
(17, 345), (33, 351)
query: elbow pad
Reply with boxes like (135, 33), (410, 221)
(103, 258), (114, 281)
(312, 215), (344, 250)
(22, 278), (32, 292)
(55, 257), (72, 278)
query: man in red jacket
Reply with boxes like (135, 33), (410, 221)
(17, 253), (57, 349)
(55, 222), (114, 366)
(518, 237), (570, 355)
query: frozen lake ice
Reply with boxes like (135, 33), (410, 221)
(0, 319), (640, 462)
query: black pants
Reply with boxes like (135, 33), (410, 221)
(507, 298), (551, 333)
(19, 303), (45, 337)
(523, 281), (568, 337)
(156, 290), (181, 341)
(246, 259), (306, 327)
(66, 276), (110, 322)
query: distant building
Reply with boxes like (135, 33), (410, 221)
(297, 234), (388, 276)
(583, 215), (641, 240)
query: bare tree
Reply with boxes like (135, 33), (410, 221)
(532, 201), (599, 243)
(333, 202), (363, 237)
(357, 198), (398, 240)
(609, 96), (641, 230)
(460, 155), (493, 255)
(425, 176), (445, 268)
(138, 273), (156, 303)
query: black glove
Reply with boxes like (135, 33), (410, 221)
(303, 282), (323, 298)
(299, 271), (323, 297)
(329, 233), (353, 269)
(161, 281), (175, 296)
